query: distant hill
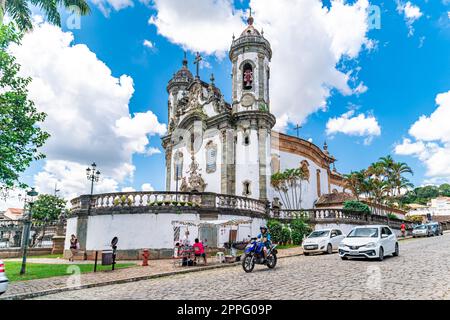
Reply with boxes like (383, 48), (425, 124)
(400, 184), (450, 206)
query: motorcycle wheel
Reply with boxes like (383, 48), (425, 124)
(266, 254), (277, 269)
(242, 255), (255, 273)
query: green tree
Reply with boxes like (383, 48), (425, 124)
(343, 201), (371, 214)
(0, 24), (49, 188)
(439, 184), (450, 197)
(31, 194), (66, 221)
(1, 0), (91, 31)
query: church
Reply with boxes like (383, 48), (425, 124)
(162, 14), (346, 210)
(66, 15), (408, 258)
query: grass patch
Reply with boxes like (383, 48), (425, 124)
(4, 261), (135, 282)
(26, 253), (64, 259)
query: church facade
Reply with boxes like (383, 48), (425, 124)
(162, 15), (346, 210)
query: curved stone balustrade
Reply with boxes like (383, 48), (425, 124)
(70, 191), (269, 216)
(274, 209), (416, 230)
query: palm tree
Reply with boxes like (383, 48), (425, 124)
(390, 162), (413, 197)
(343, 171), (366, 201)
(1, 0), (91, 31)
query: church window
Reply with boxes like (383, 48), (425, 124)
(174, 152), (183, 181)
(243, 63), (253, 90)
(205, 141), (217, 174)
(243, 181), (252, 197)
(316, 169), (321, 198)
(244, 135), (250, 146)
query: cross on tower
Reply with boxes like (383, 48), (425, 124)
(294, 124), (302, 138)
(194, 52), (202, 79)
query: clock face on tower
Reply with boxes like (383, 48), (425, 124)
(241, 93), (255, 108)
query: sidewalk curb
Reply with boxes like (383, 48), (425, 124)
(1, 253), (302, 300)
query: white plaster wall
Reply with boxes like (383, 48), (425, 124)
(330, 184), (344, 193)
(170, 128), (222, 194)
(85, 213), (199, 250)
(64, 217), (78, 250)
(235, 128), (260, 198)
(269, 150), (328, 209)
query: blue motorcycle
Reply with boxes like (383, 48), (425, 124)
(242, 237), (278, 273)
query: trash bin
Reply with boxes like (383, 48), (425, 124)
(102, 250), (113, 266)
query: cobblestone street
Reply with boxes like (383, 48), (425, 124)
(35, 234), (450, 300)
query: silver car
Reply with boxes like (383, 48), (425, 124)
(412, 224), (431, 237)
(0, 260), (8, 295)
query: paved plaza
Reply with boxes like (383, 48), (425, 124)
(34, 234), (450, 300)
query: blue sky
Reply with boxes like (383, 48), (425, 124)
(3, 0), (450, 206)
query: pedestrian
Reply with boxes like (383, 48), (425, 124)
(69, 234), (79, 262)
(400, 223), (406, 238)
(193, 238), (207, 265)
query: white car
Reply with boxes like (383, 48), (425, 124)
(302, 229), (345, 255)
(0, 260), (8, 295)
(339, 225), (399, 261)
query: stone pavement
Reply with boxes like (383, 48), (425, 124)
(33, 234), (450, 300)
(0, 246), (302, 300)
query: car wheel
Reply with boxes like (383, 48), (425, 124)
(341, 256), (348, 260)
(326, 244), (333, 254)
(304, 252), (310, 256)
(393, 243), (399, 257)
(377, 247), (384, 261)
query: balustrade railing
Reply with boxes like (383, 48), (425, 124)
(273, 209), (416, 230)
(71, 191), (269, 216)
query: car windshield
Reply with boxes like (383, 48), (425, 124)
(347, 228), (378, 238)
(415, 225), (427, 230)
(308, 231), (330, 238)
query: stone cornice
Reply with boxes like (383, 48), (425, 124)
(272, 131), (335, 170)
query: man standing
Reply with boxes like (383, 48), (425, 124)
(400, 223), (406, 238)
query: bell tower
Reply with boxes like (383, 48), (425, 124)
(229, 12), (272, 113)
(229, 12), (275, 201)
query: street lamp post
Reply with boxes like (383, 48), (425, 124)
(86, 163), (101, 215)
(20, 187), (38, 275)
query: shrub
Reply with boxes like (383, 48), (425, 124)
(291, 230), (303, 245)
(281, 228), (291, 244)
(343, 201), (371, 214)
(267, 219), (283, 243)
(289, 218), (311, 245)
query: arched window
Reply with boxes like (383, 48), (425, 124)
(243, 181), (252, 197)
(243, 63), (253, 90)
(205, 141), (217, 173)
(174, 152), (183, 181)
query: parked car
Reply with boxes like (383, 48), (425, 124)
(302, 229), (345, 255)
(339, 225), (399, 261)
(412, 224), (432, 238)
(0, 260), (8, 295)
(426, 222), (443, 236)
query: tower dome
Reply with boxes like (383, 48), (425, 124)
(230, 12), (272, 61)
(167, 54), (194, 92)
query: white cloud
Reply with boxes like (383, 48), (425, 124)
(91, 0), (134, 16)
(9, 21), (166, 200)
(396, 1), (423, 36)
(326, 110), (381, 144)
(121, 187), (136, 192)
(395, 91), (450, 183)
(141, 183), (155, 191)
(143, 39), (155, 49)
(149, 0), (372, 131)
(149, 0), (245, 58)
